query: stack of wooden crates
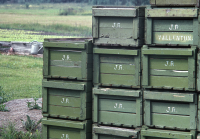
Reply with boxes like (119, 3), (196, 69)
(41, 38), (93, 139)
(41, 1), (200, 139)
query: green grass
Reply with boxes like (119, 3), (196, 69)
(0, 54), (43, 100)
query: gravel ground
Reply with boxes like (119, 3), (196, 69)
(0, 98), (43, 132)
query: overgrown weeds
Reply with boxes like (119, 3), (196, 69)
(0, 121), (42, 139)
(21, 115), (42, 132)
(27, 97), (41, 110)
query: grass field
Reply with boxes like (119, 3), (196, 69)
(0, 3), (92, 42)
(0, 53), (43, 100)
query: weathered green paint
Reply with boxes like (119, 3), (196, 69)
(141, 129), (196, 139)
(42, 118), (92, 139)
(197, 94), (200, 131)
(43, 38), (93, 80)
(93, 125), (139, 139)
(150, 0), (199, 7)
(93, 88), (142, 127)
(42, 80), (92, 120)
(142, 46), (196, 91)
(93, 6), (145, 47)
(93, 48), (140, 88)
(146, 8), (198, 17)
(145, 8), (199, 46)
(197, 53), (200, 91)
(144, 91), (197, 130)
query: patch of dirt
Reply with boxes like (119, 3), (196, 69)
(0, 98), (43, 132)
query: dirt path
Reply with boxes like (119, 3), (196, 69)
(0, 98), (43, 132)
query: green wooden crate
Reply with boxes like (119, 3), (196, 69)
(93, 88), (142, 127)
(144, 91), (197, 130)
(92, 6), (145, 47)
(43, 38), (93, 80)
(42, 117), (92, 139)
(141, 128), (196, 139)
(142, 45), (196, 91)
(150, 0), (199, 7)
(145, 7), (199, 47)
(93, 124), (140, 139)
(42, 79), (92, 120)
(93, 48), (140, 88)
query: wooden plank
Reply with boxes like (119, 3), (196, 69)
(48, 105), (81, 117)
(153, 20), (193, 31)
(143, 49), (192, 56)
(99, 28), (133, 39)
(135, 96), (142, 126)
(151, 102), (190, 115)
(43, 47), (49, 76)
(93, 8), (137, 17)
(42, 123), (47, 139)
(42, 80), (85, 90)
(99, 17), (133, 28)
(49, 126), (81, 139)
(93, 88), (140, 97)
(100, 55), (134, 64)
(42, 87), (48, 113)
(190, 103), (197, 129)
(141, 129), (193, 139)
(150, 58), (188, 70)
(100, 74), (135, 86)
(144, 91), (194, 102)
(93, 93), (98, 123)
(188, 46), (196, 89)
(152, 113), (190, 129)
(150, 69), (188, 77)
(49, 50), (82, 61)
(50, 61), (81, 67)
(193, 19), (198, 45)
(153, 32), (193, 44)
(81, 50), (87, 79)
(93, 17), (99, 38)
(99, 98), (136, 113)
(144, 100), (151, 126)
(93, 125), (138, 137)
(146, 9), (198, 17)
(49, 66), (81, 78)
(49, 88), (80, 98)
(155, 0), (197, 6)
(146, 18), (152, 44)
(100, 63), (135, 75)
(150, 76), (188, 89)
(93, 54), (100, 84)
(49, 95), (81, 107)
(43, 42), (85, 49)
(99, 111), (136, 126)
(93, 48), (137, 56)
(42, 118), (85, 129)
(94, 38), (137, 46)
(150, 0), (156, 4)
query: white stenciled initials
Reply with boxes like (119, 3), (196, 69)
(62, 55), (71, 61)
(114, 103), (123, 109)
(169, 24), (179, 30)
(165, 61), (174, 66)
(61, 98), (69, 104)
(61, 134), (69, 139)
(166, 107), (176, 112)
(112, 23), (120, 28)
(114, 65), (123, 70)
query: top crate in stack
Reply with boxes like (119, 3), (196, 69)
(92, 6), (145, 47)
(43, 38), (93, 81)
(150, 0), (199, 7)
(145, 7), (199, 47)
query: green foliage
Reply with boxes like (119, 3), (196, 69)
(20, 115), (42, 132)
(0, 104), (8, 112)
(27, 97), (41, 110)
(0, 86), (11, 104)
(25, 3), (30, 9)
(59, 8), (77, 15)
(0, 121), (41, 139)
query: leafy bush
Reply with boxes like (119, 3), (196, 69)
(59, 8), (77, 15)
(21, 115), (42, 132)
(27, 97), (41, 110)
(0, 104), (8, 112)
